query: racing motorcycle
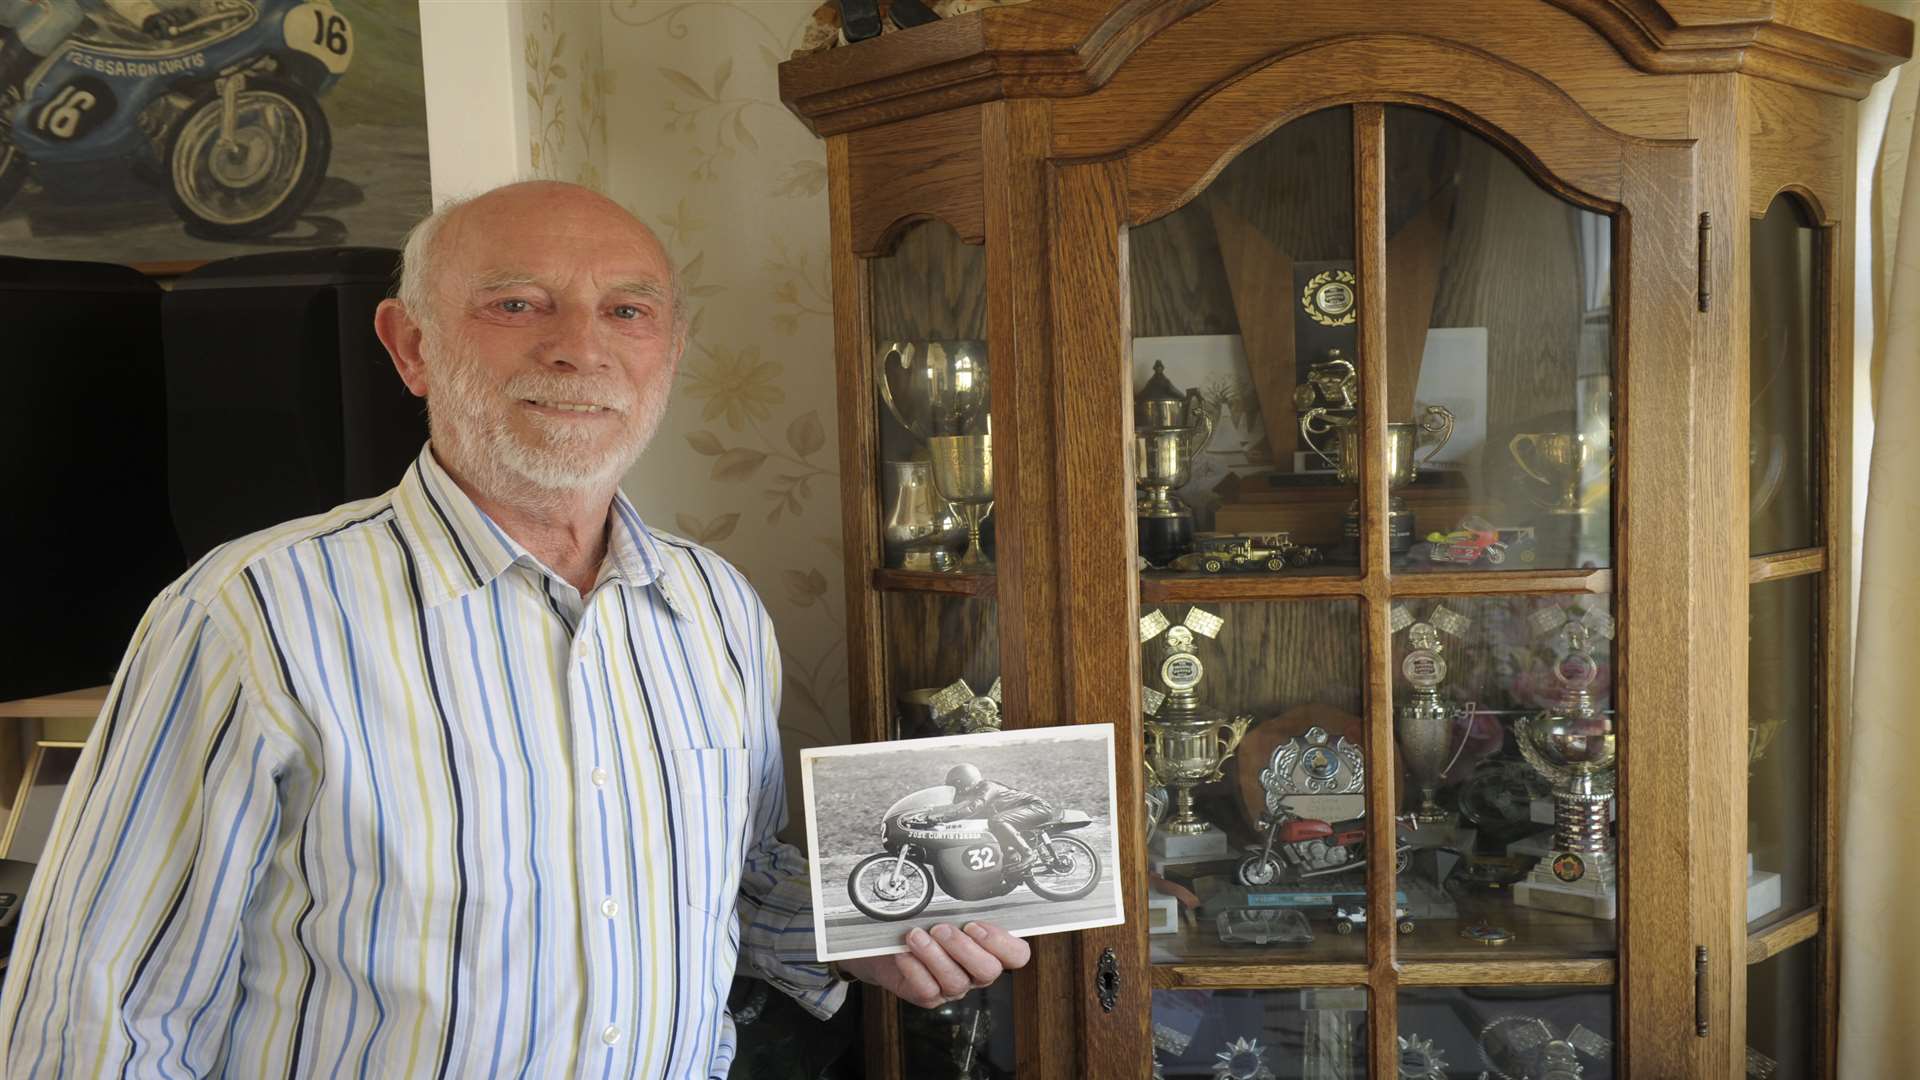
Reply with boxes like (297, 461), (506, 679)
(847, 785), (1104, 921)
(1236, 800), (1417, 887)
(1, 0), (350, 238)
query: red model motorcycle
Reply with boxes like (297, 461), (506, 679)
(1236, 801), (1416, 887)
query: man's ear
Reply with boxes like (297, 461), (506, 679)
(376, 299), (430, 398)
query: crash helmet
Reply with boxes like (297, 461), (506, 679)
(945, 763), (982, 790)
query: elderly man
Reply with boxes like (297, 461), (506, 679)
(0, 180), (1026, 1077)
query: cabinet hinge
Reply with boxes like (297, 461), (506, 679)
(1697, 212), (1712, 312)
(1695, 945), (1710, 1036)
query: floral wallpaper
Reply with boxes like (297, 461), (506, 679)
(522, 0), (611, 188)
(597, 2), (847, 838)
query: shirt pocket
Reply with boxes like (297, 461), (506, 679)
(666, 746), (750, 916)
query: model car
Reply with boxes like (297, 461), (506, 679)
(1169, 532), (1324, 574)
(1424, 516), (1537, 566)
(1332, 902), (1416, 936)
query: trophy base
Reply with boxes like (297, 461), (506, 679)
(1342, 502), (1415, 553)
(1748, 852), (1782, 923)
(1138, 510), (1194, 565)
(1151, 828), (1232, 859)
(1514, 853), (1617, 920)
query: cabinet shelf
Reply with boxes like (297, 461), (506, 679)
(1139, 566), (1612, 604)
(1151, 956), (1615, 990)
(870, 567), (998, 597)
(1746, 906), (1820, 965)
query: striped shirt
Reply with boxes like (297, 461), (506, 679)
(0, 446), (843, 1078)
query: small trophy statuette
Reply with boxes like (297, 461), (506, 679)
(1141, 606), (1251, 857)
(1512, 610), (1618, 920)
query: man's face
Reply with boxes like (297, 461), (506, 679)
(412, 187), (682, 497)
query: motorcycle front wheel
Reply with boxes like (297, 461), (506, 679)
(166, 76), (331, 240)
(1025, 836), (1101, 902)
(1237, 853), (1281, 887)
(847, 853), (934, 921)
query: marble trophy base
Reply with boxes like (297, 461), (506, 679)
(1151, 826), (1232, 861)
(1147, 887), (1182, 935)
(1513, 855), (1617, 920)
(1138, 510), (1194, 566)
(1747, 853), (1782, 923)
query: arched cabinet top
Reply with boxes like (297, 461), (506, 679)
(780, 0), (1911, 138)
(1116, 35), (1681, 226)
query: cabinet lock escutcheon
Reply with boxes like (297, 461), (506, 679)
(1096, 947), (1120, 1013)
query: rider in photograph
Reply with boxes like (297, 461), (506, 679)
(917, 764), (1061, 875)
(0, 0), (190, 96)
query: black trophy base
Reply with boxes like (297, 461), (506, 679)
(1342, 503), (1416, 555)
(1139, 512), (1194, 566)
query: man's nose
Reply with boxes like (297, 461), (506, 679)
(539, 304), (610, 371)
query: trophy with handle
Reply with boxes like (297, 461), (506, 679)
(1302, 398), (1454, 554)
(1134, 361), (1218, 566)
(1393, 602), (1473, 823)
(877, 339), (990, 448)
(1140, 606), (1252, 857)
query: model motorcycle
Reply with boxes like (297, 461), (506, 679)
(847, 785), (1104, 921)
(2, 0), (350, 238)
(1236, 801), (1417, 887)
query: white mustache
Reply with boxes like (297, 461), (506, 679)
(502, 373), (634, 414)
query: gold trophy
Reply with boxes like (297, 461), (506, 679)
(1134, 361), (1217, 566)
(1302, 403), (1454, 553)
(1140, 606), (1251, 857)
(1508, 430), (1610, 515)
(927, 434), (994, 570)
(1512, 607), (1618, 920)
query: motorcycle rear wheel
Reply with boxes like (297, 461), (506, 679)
(1025, 836), (1101, 901)
(847, 852), (934, 921)
(166, 76), (331, 240)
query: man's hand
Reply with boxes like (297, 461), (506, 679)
(837, 922), (1031, 1009)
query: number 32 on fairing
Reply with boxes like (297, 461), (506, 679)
(283, 2), (354, 75)
(964, 846), (998, 871)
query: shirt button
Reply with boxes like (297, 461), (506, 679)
(591, 767), (608, 788)
(602, 1025), (621, 1046)
(600, 897), (618, 918)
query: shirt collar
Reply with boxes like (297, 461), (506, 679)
(390, 444), (688, 617)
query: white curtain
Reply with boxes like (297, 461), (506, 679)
(1839, 17), (1919, 1074)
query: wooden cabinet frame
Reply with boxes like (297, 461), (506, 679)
(785, 5), (1911, 1077)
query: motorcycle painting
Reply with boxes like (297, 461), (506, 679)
(847, 784), (1105, 921)
(2, 0), (349, 238)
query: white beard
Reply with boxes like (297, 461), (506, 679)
(422, 333), (674, 508)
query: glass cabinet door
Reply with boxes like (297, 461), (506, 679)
(1743, 195), (1831, 1079)
(857, 221), (1016, 1078)
(1126, 103), (1623, 1076)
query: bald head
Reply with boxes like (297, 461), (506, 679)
(396, 181), (685, 336)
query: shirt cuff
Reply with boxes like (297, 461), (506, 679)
(740, 874), (852, 1020)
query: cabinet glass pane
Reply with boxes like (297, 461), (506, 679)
(1398, 987), (1616, 1080)
(1747, 575), (1818, 929)
(876, 593), (1006, 1071)
(903, 981), (1016, 1079)
(1128, 107), (1361, 572)
(885, 593), (1001, 741)
(1392, 595), (1618, 959)
(1385, 106), (1614, 572)
(1142, 600), (1369, 964)
(1750, 197), (1820, 556)
(1747, 937), (1819, 1080)
(871, 221), (993, 575)
(1153, 988), (1368, 1079)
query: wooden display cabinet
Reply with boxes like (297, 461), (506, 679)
(780, 3), (1912, 1077)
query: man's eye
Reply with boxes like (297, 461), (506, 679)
(612, 304), (647, 320)
(497, 298), (532, 314)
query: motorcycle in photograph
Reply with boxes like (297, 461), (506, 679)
(1236, 800), (1417, 887)
(847, 785), (1104, 921)
(1, 0), (351, 238)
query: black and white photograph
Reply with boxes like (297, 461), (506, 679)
(801, 724), (1125, 962)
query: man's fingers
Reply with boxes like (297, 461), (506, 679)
(889, 952), (945, 1009)
(961, 922), (1032, 969)
(906, 927), (974, 1000)
(923, 922), (1004, 987)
